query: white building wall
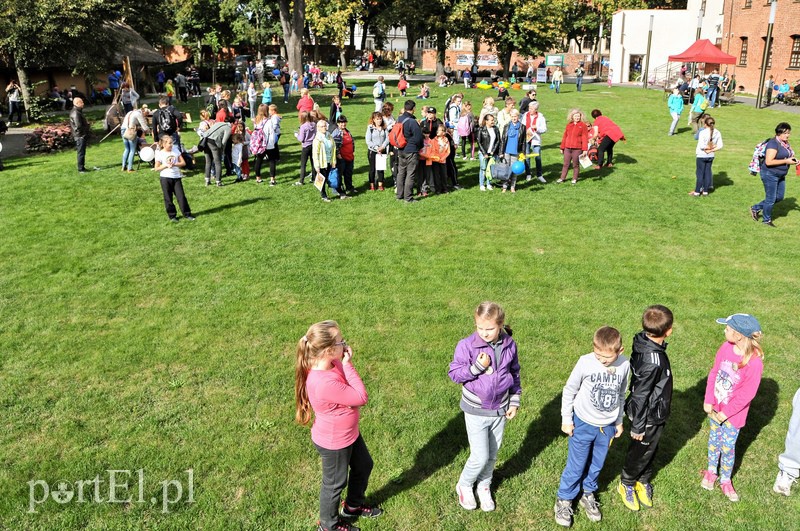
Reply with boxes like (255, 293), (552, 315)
(609, 0), (724, 84)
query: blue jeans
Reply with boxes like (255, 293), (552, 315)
(479, 153), (494, 187)
(576, 77), (583, 92)
(458, 413), (506, 489)
(526, 145), (543, 177)
(752, 169), (786, 223)
(557, 416), (615, 500)
(121, 135), (137, 170)
(695, 157), (714, 193)
(554, 81), (561, 94)
(707, 87), (718, 108)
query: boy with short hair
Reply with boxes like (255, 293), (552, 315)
(618, 304), (674, 511)
(555, 327), (630, 527)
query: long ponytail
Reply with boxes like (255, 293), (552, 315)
(294, 320), (340, 425)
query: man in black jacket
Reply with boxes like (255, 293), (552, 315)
(618, 304), (674, 512)
(395, 100), (423, 203)
(152, 97), (183, 148)
(69, 97), (91, 173)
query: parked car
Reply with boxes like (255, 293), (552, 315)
(234, 55), (253, 70)
(262, 55), (286, 71)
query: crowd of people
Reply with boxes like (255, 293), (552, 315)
(296, 303), (799, 531)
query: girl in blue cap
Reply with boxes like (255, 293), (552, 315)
(701, 314), (764, 502)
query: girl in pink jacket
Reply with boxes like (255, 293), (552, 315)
(701, 313), (764, 502)
(295, 320), (383, 531)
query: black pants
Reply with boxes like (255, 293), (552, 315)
(299, 144), (313, 183)
(367, 151), (385, 185)
(597, 136), (616, 167)
(75, 136), (87, 171)
(396, 152), (418, 201)
(254, 153), (276, 180)
(446, 157), (458, 187)
(204, 140), (223, 183)
(620, 424), (664, 486)
(314, 435), (374, 529)
(160, 177), (191, 219)
(337, 158), (354, 191)
(8, 101), (23, 122)
(426, 163), (447, 193)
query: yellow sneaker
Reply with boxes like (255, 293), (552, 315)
(618, 482), (640, 511)
(635, 481), (653, 508)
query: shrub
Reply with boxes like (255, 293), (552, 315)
(25, 122), (75, 153)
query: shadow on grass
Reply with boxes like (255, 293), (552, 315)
(598, 377), (708, 493)
(494, 393), (562, 489)
(713, 171), (734, 190)
(773, 197), (799, 221)
(193, 197), (267, 216)
(369, 413), (467, 507)
(733, 377), (779, 476)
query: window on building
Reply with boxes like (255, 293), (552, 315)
(790, 35), (800, 69)
(739, 37), (748, 65)
(763, 36), (773, 68)
(451, 38), (463, 50)
(743, 0), (751, 8)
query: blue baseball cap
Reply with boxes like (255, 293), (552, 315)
(716, 313), (762, 338)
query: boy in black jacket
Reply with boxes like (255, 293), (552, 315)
(618, 304), (674, 511)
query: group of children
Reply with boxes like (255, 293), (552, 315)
(295, 303), (798, 530)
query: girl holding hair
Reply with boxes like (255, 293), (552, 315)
(457, 101), (476, 160)
(558, 109), (589, 185)
(312, 120), (345, 202)
(449, 302), (521, 512)
(295, 321), (383, 531)
(701, 314), (764, 502)
(690, 115), (722, 196)
(153, 136), (193, 222)
(294, 111), (316, 185)
(329, 95), (343, 127)
(365, 112), (389, 191)
(477, 114), (501, 191)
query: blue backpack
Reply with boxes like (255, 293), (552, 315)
(327, 167), (340, 189)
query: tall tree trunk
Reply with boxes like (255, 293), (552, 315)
(349, 18), (356, 48)
(278, 0), (305, 74)
(15, 65), (31, 121)
(360, 22), (369, 52)
(435, 29), (447, 77)
(499, 48), (512, 79)
(472, 36), (480, 69)
(405, 26), (416, 62)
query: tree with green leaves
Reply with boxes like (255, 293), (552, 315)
(307, 0), (360, 67)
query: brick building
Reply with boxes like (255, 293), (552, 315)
(723, 0), (800, 93)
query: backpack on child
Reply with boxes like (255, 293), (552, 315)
(157, 108), (176, 133)
(250, 123), (267, 155)
(389, 118), (407, 149)
(749, 138), (772, 175)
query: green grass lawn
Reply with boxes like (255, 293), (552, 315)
(1, 81), (799, 529)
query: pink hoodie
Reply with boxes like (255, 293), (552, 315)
(704, 341), (763, 429)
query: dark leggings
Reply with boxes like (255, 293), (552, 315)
(299, 144), (313, 183)
(597, 136), (616, 166)
(460, 133), (475, 158)
(254, 153), (276, 180)
(367, 151), (385, 184)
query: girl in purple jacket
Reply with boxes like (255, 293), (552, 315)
(449, 302), (522, 513)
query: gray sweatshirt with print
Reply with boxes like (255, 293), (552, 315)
(561, 353), (630, 427)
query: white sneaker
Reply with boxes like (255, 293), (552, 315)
(525, 174), (532, 182)
(774, 470), (797, 496)
(456, 484), (477, 510)
(480, 186), (486, 191)
(477, 485), (495, 512)
(537, 175), (547, 183)
(462, 156), (467, 160)
(486, 183), (493, 190)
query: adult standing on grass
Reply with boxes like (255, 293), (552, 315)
(667, 88), (684, 136)
(69, 97), (91, 174)
(522, 101), (547, 183)
(589, 109), (624, 170)
(477, 113), (501, 191)
(154, 136), (194, 223)
(750, 122), (798, 227)
(280, 65), (291, 104)
(558, 109), (588, 185)
(296, 88), (315, 117)
(295, 320), (383, 531)
(294, 111), (316, 186)
(395, 100), (424, 203)
(247, 82), (258, 122)
(552, 67), (564, 94)
(372, 76), (386, 113)
(365, 111), (389, 191)
(689, 115), (722, 197)
(120, 106), (149, 173)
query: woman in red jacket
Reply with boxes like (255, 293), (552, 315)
(559, 109), (589, 184)
(590, 109), (625, 169)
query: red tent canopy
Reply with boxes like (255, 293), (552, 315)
(668, 39), (736, 64)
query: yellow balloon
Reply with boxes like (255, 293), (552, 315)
(518, 153), (526, 161)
